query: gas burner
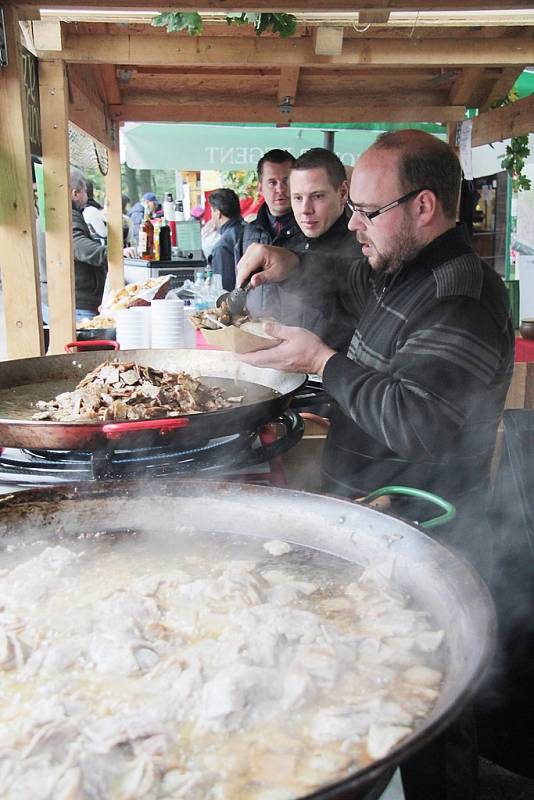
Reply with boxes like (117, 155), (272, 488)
(0, 411), (304, 490)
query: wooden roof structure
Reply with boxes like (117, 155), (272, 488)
(1, 1), (534, 358)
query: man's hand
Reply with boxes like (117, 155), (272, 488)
(123, 246), (138, 258)
(239, 321), (335, 376)
(236, 244), (299, 289)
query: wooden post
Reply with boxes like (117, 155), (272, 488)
(106, 123), (125, 291)
(38, 59), (76, 354)
(0, 6), (44, 358)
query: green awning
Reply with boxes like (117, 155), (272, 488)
(122, 122), (446, 171)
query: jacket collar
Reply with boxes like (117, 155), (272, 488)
(305, 210), (350, 250)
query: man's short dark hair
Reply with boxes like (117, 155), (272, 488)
(208, 188), (241, 220)
(292, 148), (347, 190)
(257, 149), (295, 179)
(372, 130), (461, 219)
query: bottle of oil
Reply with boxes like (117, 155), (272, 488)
(138, 206), (155, 260)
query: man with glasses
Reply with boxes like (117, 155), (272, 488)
(236, 129), (514, 799)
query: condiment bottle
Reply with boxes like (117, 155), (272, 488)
(159, 218), (172, 261)
(138, 206), (155, 260)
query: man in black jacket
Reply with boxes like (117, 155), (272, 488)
(70, 168), (136, 319)
(208, 188), (244, 291)
(236, 130), (514, 800)
(246, 148), (361, 350)
(236, 149), (304, 260)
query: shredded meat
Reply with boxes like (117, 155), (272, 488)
(32, 360), (239, 422)
(190, 300), (249, 330)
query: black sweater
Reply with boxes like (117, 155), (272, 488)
(245, 211), (362, 351)
(320, 226), (514, 504)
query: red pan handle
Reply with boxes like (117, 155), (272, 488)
(102, 417), (190, 440)
(64, 340), (120, 353)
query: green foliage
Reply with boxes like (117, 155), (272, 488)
(151, 11), (296, 38)
(222, 170), (259, 198)
(225, 13), (297, 38)
(501, 136), (532, 192)
(152, 12), (203, 36)
(491, 90), (531, 192)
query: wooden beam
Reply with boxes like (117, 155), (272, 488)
(277, 66), (300, 104)
(0, 6), (44, 358)
(100, 64), (121, 106)
(38, 59), (76, 354)
(106, 126), (125, 292)
(7, 0), (534, 10)
(37, 32), (534, 68)
(479, 67), (524, 111)
(449, 68), (486, 106)
(471, 94), (534, 147)
(66, 65), (114, 149)
(110, 102), (465, 124)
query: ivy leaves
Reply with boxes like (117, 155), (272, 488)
(225, 13), (297, 37)
(152, 11), (297, 38)
(491, 90), (531, 192)
(501, 135), (531, 192)
(152, 12), (203, 36)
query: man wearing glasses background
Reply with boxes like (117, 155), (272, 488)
(236, 129), (514, 799)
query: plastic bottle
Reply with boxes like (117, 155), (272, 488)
(183, 300), (197, 349)
(193, 269), (206, 311)
(174, 200), (185, 222)
(163, 192), (174, 222)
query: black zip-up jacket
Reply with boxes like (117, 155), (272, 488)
(235, 203), (305, 260)
(245, 211), (362, 351)
(72, 206), (108, 312)
(319, 226), (514, 506)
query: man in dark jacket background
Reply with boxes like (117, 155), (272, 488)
(208, 188), (244, 291)
(70, 167), (135, 319)
(236, 149), (304, 261)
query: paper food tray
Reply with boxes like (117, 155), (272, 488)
(193, 321), (280, 354)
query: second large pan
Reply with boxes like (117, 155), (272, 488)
(0, 349), (306, 450)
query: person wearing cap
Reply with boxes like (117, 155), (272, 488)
(129, 192), (162, 245)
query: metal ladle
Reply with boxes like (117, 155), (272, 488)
(216, 271), (259, 316)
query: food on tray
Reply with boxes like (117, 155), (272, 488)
(76, 315), (116, 331)
(31, 360), (240, 422)
(0, 529), (444, 799)
(190, 301), (248, 331)
(102, 275), (171, 313)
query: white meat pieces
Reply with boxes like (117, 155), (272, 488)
(31, 360), (239, 422)
(0, 545), (444, 799)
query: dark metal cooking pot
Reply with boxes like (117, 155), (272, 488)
(0, 349), (306, 450)
(0, 480), (496, 800)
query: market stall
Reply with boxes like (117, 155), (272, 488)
(1, 2), (534, 358)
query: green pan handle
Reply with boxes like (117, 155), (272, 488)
(361, 485), (456, 530)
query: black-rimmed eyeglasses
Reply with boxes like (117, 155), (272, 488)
(346, 187), (430, 226)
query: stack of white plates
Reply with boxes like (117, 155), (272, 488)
(150, 299), (184, 349)
(115, 307), (151, 350)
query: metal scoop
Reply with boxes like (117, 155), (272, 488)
(216, 271), (258, 316)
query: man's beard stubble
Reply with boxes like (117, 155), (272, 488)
(359, 224), (421, 275)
